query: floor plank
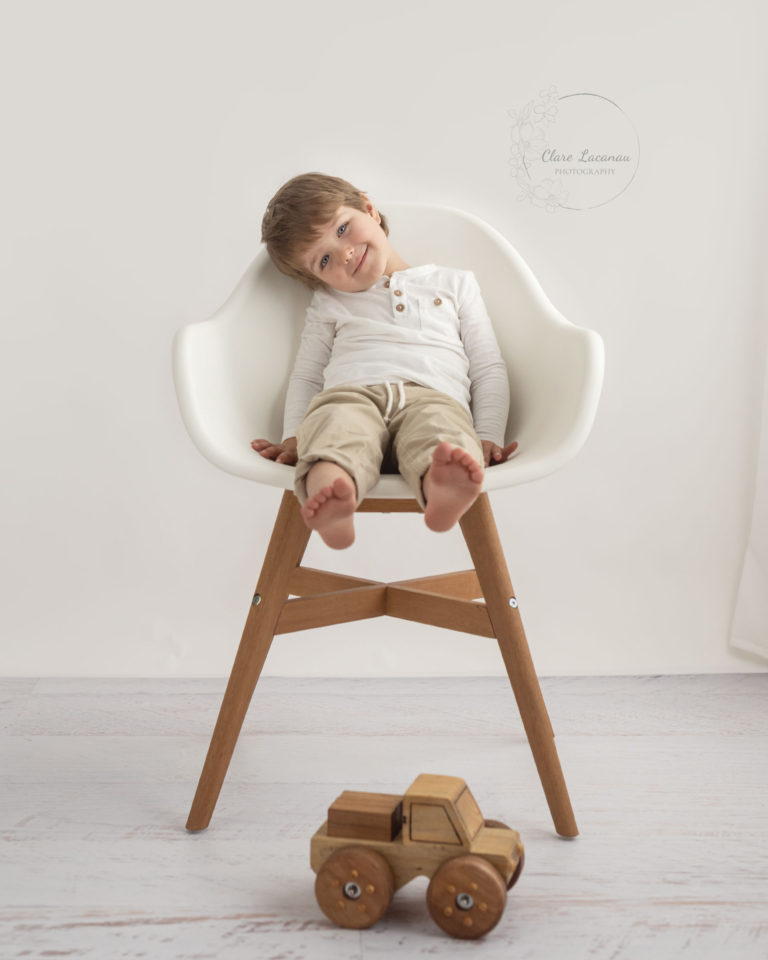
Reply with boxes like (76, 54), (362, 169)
(0, 676), (766, 959)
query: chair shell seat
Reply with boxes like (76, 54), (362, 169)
(173, 202), (604, 498)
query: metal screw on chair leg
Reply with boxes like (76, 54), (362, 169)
(252, 593), (262, 607)
(508, 597), (518, 609)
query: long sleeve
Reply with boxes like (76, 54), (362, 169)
(281, 311), (335, 439)
(458, 272), (510, 444)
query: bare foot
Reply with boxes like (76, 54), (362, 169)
(422, 442), (484, 532)
(302, 475), (356, 549)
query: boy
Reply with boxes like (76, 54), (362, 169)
(252, 173), (517, 549)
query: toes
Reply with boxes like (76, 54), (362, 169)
(331, 477), (355, 500)
(312, 486), (332, 505)
(435, 445), (483, 479)
(433, 442), (453, 463)
(303, 481), (354, 518)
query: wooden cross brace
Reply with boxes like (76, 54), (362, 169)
(278, 568), (495, 638)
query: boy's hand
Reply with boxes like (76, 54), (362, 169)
(482, 440), (519, 467)
(250, 436), (298, 465)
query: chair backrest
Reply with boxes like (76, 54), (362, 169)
(173, 203), (604, 496)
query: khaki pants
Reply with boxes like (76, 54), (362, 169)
(295, 382), (484, 509)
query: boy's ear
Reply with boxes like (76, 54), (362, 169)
(362, 196), (381, 224)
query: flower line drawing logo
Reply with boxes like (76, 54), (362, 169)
(509, 86), (564, 212)
(508, 87), (639, 212)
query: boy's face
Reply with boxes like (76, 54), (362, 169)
(300, 201), (397, 292)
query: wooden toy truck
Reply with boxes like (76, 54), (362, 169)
(310, 774), (524, 939)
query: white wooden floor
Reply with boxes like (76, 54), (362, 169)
(1, 674), (767, 959)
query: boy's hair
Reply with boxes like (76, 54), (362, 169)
(261, 173), (389, 289)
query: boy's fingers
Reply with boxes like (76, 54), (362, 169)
(251, 438), (293, 462)
(505, 441), (519, 457)
(254, 443), (280, 460)
(486, 440), (519, 466)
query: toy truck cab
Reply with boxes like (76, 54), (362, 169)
(403, 773), (486, 846)
(310, 774), (524, 939)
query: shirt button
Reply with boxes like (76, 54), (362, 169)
(383, 279), (390, 288)
(395, 303), (405, 312)
(433, 297), (442, 306)
(394, 289), (403, 296)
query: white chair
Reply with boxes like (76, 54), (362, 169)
(173, 202), (604, 837)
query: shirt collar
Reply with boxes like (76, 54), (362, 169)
(377, 263), (436, 285)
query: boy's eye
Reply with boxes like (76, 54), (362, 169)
(317, 223), (348, 270)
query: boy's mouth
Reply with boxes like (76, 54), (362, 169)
(353, 246), (368, 274)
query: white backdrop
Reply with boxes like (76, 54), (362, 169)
(731, 255), (768, 661)
(1, 0), (766, 677)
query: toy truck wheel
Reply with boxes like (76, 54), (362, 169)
(426, 854), (507, 939)
(507, 848), (525, 889)
(483, 820), (525, 890)
(315, 846), (394, 930)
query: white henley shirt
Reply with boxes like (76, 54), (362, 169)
(282, 264), (509, 444)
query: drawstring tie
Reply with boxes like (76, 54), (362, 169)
(383, 381), (406, 424)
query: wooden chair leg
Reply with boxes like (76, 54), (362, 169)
(459, 494), (579, 838)
(186, 491), (311, 831)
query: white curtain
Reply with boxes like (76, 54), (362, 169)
(731, 336), (768, 661)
